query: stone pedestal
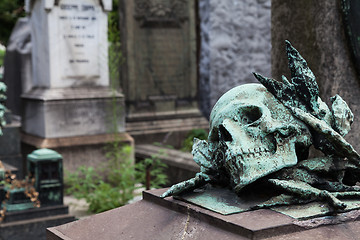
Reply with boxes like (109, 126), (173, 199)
(47, 189), (360, 239)
(23, 0), (130, 168)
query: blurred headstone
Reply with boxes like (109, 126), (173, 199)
(0, 114), (23, 178)
(21, 0), (133, 172)
(2, 17), (32, 117)
(120, 0), (208, 146)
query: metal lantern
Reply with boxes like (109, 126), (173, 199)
(27, 148), (63, 206)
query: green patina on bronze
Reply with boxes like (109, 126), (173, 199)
(161, 41), (360, 214)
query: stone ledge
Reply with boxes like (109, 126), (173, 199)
(126, 116), (209, 136)
(21, 87), (123, 101)
(21, 132), (134, 149)
(2, 205), (71, 223)
(136, 144), (199, 172)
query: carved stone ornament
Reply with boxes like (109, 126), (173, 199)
(161, 41), (360, 212)
(134, 0), (188, 27)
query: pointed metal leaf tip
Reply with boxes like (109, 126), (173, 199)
(253, 72), (284, 100)
(285, 41), (319, 113)
(253, 72), (270, 86)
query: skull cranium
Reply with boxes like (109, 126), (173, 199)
(208, 83), (312, 192)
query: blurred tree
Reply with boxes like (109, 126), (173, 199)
(0, 0), (25, 45)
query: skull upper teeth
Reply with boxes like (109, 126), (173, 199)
(236, 147), (273, 158)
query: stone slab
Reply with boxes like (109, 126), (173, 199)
(46, 188), (360, 239)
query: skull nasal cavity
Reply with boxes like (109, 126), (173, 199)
(219, 124), (233, 142)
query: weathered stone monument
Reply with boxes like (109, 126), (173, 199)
(119, 0), (208, 146)
(198, 0), (271, 117)
(22, 0), (132, 171)
(271, 0), (360, 152)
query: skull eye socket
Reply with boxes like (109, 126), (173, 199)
(236, 106), (262, 125)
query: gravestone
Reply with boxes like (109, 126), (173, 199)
(2, 17), (32, 117)
(0, 114), (23, 178)
(120, 0), (208, 146)
(198, 0), (272, 117)
(22, 0), (133, 171)
(271, 0), (360, 153)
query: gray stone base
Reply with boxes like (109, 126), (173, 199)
(21, 132), (134, 173)
(21, 87), (125, 138)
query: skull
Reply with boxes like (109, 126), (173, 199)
(208, 83), (312, 192)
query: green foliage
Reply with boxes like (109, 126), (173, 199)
(108, 0), (123, 90)
(65, 145), (136, 213)
(104, 144), (137, 205)
(0, 49), (5, 67)
(136, 151), (169, 189)
(181, 129), (208, 152)
(65, 144), (168, 213)
(0, 0), (25, 45)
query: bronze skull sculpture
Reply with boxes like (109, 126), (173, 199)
(161, 41), (360, 210)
